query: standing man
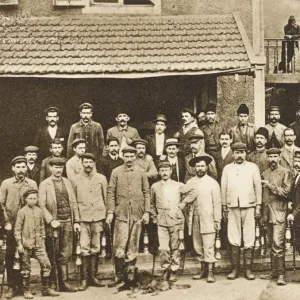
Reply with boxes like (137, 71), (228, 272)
(289, 103), (300, 147)
(71, 153), (107, 291)
(221, 142), (262, 280)
(66, 139), (86, 181)
(265, 106), (287, 149)
(280, 128), (300, 175)
(145, 114), (169, 164)
(24, 146), (41, 186)
(247, 127), (269, 174)
(184, 134), (217, 182)
(0, 156), (37, 299)
(97, 137), (123, 182)
(197, 110), (207, 128)
(132, 139), (158, 182)
(38, 157), (80, 293)
(106, 146), (150, 284)
(34, 107), (66, 161)
(229, 104), (256, 153)
(260, 148), (291, 286)
(179, 156), (221, 283)
(67, 103), (104, 160)
(174, 108), (203, 157)
(40, 138), (66, 182)
(106, 108), (140, 156)
(201, 103), (224, 159)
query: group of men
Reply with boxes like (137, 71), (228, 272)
(1, 101), (300, 299)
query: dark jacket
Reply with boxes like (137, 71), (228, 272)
(214, 149), (234, 183)
(144, 133), (169, 162)
(229, 123), (256, 153)
(96, 155), (124, 182)
(290, 120), (300, 147)
(40, 156), (67, 183)
(26, 164), (41, 186)
(290, 174), (300, 223)
(159, 156), (186, 183)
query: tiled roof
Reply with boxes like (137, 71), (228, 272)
(0, 15), (252, 75)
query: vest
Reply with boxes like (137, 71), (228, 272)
(53, 180), (71, 221)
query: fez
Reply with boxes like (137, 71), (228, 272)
(206, 103), (217, 113)
(49, 157), (66, 166)
(164, 138), (181, 148)
(44, 107), (59, 115)
(81, 153), (96, 162)
(79, 103), (93, 111)
(188, 134), (204, 143)
(115, 106), (129, 117)
(132, 139), (148, 147)
(231, 142), (247, 151)
(255, 127), (269, 140)
(122, 146), (137, 154)
(266, 148), (281, 155)
(72, 138), (86, 148)
(152, 114), (168, 124)
(158, 161), (172, 169)
(11, 156), (27, 166)
(182, 108), (196, 118)
(237, 104), (249, 115)
(189, 155), (212, 167)
(23, 189), (38, 199)
(24, 146), (39, 153)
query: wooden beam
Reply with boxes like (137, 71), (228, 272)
(265, 74), (300, 84)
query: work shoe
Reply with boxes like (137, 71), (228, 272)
(206, 263), (215, 283)
(228, 245), (240, 280)
(89, 256), (105, 287)
(41, 276), (60, 297)
(193, 261), (207, 280)
(23, 277), (33, 299)
(58, 265), (77, 292)
(277, 256), (287, 286)
(260, 253), (277, 280)
(169, 271), (177, 282)
(244, 248), (255, 280)
(5, 287), (17, 299)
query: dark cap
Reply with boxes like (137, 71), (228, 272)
(122, 146), (137, 154)
(231, 142), (247, 151)
(189, 155), (212, 167)
(181, 108), (195, 118)
(79, 103), (93, 111)
(152, 114), (168, 124)
(132, 139), (148, 147)
(107, 137), (119, 145)
(294, 151), (300, 158)
(11, 156), (27, 166)
(115, 107), (129, 117)
(23, 189), (38, 199)
(268, 106), (280, 112)
(24, 146), (39, 153)
(72, 138), (86, 148)
(289, 15), (296, 22)
(49, 157), (66, 166)
(255, 127), (269, 140)
(81, 153), (96, 162)
(44, 107), (59, 115)
(188, 134), (204, 143)
(164, 138), (181, 148)
(205, 103), (216, 113)
(158, 161), (172, 169)
(237, 104), (249, 115)
(51, 138), (64, 145)
(266, 148), (281, 155)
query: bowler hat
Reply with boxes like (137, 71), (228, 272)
(11, 156), (27, 166)
(266, 148), (281, 155)
(79, 103), (93, 111)
(49, 157), (66, 166)
(122, 146), (137, 154)
(231, 142), (247, 151)
(72, 138), (86, 148)
(81, 153), (96, 162)
(23, 189), (38, 199)
(132, 139), (148, 147)
(152, 114), (168, 124)
(24, 146), (39, 153)
(255, 127), (269, 140)
(237, 104), (249, 115)
(189, 155), (212, 167)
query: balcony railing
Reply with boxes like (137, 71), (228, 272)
(265, 38), (299, 74)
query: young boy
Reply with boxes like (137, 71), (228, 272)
(14, 189), (59, 299)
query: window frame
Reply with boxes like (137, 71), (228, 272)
(0, 0), (18, 6)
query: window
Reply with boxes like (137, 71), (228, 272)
(0, 0), (18, 6)
(54, 0), (85, 7)
(82, 0), (160, 14)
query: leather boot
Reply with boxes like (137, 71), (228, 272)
(162, 269), (170, 280)
(277, 256), (287, 286)
(260, 252), (277, 280)
(244, 248), (255, 280)
(41, 276), (60, 297)
(5, 287), (17, 299)
(114, 257), (125, 284)
(58, 265), (77, 292)
(78, 256), (88, 291)
(206, 263), (215, 283)
(89, 256), (105, 287)
(228, 245), (240, 280)
(22, 276), (33, 299)
(193, 261), (207, 280)
(169, 270), (177, 282)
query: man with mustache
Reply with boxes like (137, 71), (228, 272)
(40, 138), (67, 182)
(201, 103), (225, 160)
(34, 107), (66, 161)
(289, 103), (300, 147)
(106, 108), (140, 157)
(280, 128), (300, 174)
(132, 139), (158, 183)
(221, 142), (262, 280)
(24, 146), (41, 186)
(66, 138), (87, 181)
(0, 156), (37, 299)
(71, 153), (107, 291)
(260, 148), (292, 286)
(106, 146), (150, 284)
(247, 127), (269, 174)
(67, 103), (104, 160)
(229, 104), (256, 153)
(179, 156), (221, 283)
(39, 157), (80, 293)
(265, 106), (287, 149)
(97, 137), (123, 182)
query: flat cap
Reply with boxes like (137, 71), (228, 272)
(81, 153), (96, 161)
(237, 104), (249, 115)
(268, 106), (280, 112)
(49, 157), (66, 166)
(231, 142), (247, 151)
(11, 156), (27, 166)
(132, 139), (148, 147)
(51, 138), (64, 145)
(23, 189), (38, 199)
(44, 107), (59, 114)
(182, 108), (195, 118)
(188, 134), (204, 143)
(294, 151), (300, 158)
(72, 138), (86, 148)
(152, 114), (168, 124)
(164, 138), (181, 148)
(158, 161), (171, 169)
(122, 146), (137, 154)
(189, 155), (212, 167)
(79, 103), (93, 110)
(24, 146), (39, 153)
(266, 148), (281, 155)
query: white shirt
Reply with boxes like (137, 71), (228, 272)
(27, 163), (35, 171)
(285, 144), (295, 152)
(221, 147), (231, 160)
(48, 125), (57, 140)
(168, 156), (179, 180)
(109, 153), (119, 161)
(155, 133), (165, 156)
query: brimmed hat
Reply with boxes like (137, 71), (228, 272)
(152, 114), (167, 124)
(49, 157), (66, 166)
(11, 156), (27, 166)
(237, 104), (249, 115)
(189, 155), (212, 167)
(164, 138), (181, 149)
(81, 153), (96, 161)
(231, 142), (247, 151)
(188, 134), (204, 143)
(294, 151), (300, 158)
(24, 146), (39, 153)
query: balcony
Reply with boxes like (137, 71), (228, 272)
(265, 38), (300, 84)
